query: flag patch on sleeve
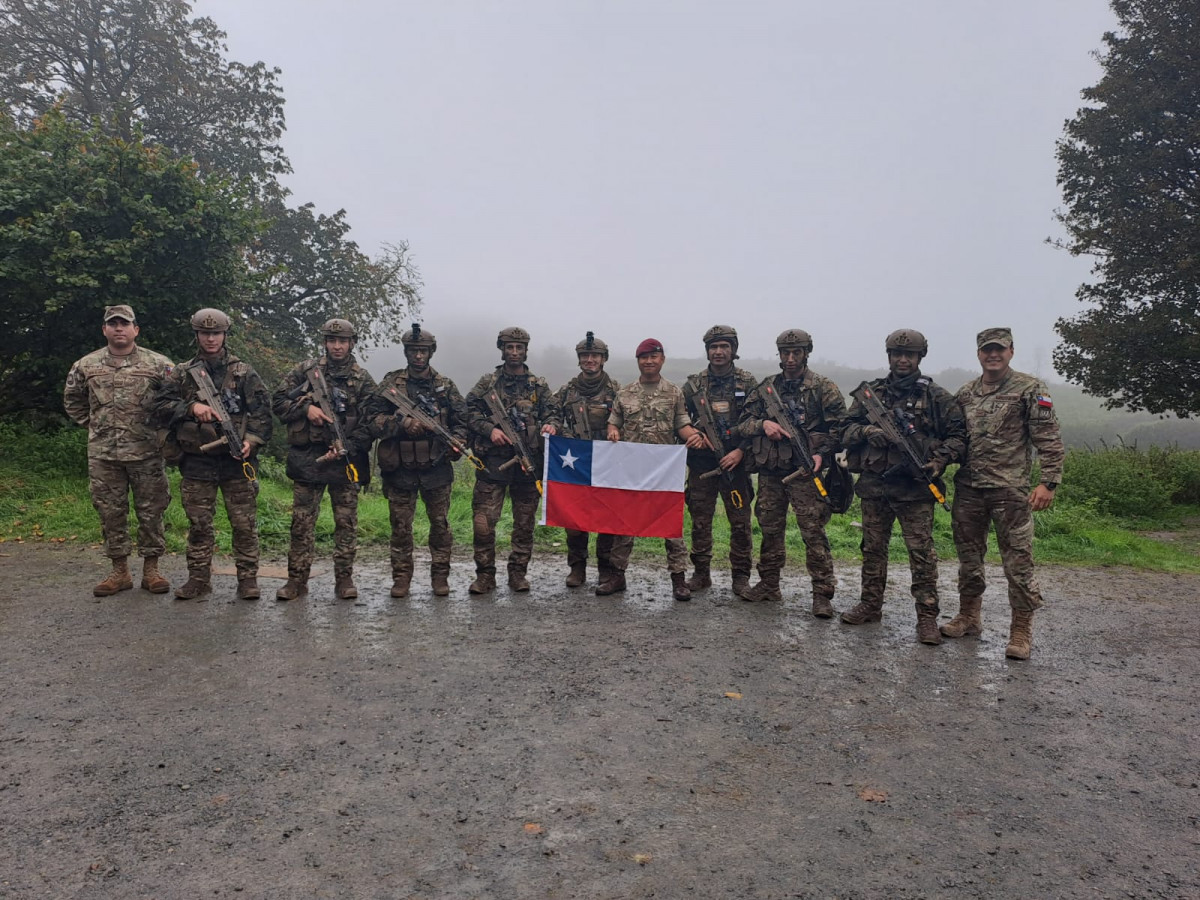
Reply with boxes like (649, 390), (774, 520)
(1036, 394), (1053, 408)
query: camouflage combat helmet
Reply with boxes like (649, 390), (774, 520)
(575, 331), (609, 360)
(885, 328), (928, 358)
(496, 326), (531, 349)
(190, 308), (231, 332)
(320, 318), (357, 339)
(402, 323), (437, 353)
(702, 324), (739, 355)
(776, 328), (813, 352)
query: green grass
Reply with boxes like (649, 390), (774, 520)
(3, 424), (1199, 573)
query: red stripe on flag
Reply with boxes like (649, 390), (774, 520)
(544, 481), (685, 539)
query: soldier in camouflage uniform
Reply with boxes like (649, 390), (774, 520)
(735, 329), (847, 615)
(464, 327), (562, 594)
(153, 309), (272, 601)
(840, 329), (966, 644)
(272, 319), (376, 602)
(681, 326), (757, 597)
(607, 338), (702, 601)
(64, 305), (175, 597)
(943, 327), (1064, 661)
(554, 332), (623, 592)
(364, 324), (470, 599)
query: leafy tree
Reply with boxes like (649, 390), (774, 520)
(0, 110), (256, 416)
(0, 0), (421, 370)
(1052, 0), (1200, 417)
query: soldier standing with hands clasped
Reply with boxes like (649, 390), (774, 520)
(942, 327), (1064, 660)
(154, 308), (272, 602)
(64, 305), (174, 596)
(272, 318), (376, 602)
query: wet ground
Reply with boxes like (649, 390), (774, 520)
(1, 543), (1198, 899)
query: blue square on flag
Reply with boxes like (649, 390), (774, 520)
(546, 436), (592, 485)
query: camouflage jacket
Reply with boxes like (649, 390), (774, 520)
(272, 355), (377, 486)
(465, 366), (561, 484)
(735, 368), (847, 476)
(682, 366), (756, 469)
(366, 366), (469, 489)
(954, 369), (1064, 490)
(154, 349), (273, 482)
(64, 344), (174, 462)
(609, 378), (690, 445)
(842, 372), (967, 501)
(554, 372), (622, 441)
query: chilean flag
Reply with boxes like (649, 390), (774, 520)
(540, 435), (687, 538)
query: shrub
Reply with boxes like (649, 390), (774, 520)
(1059, 445), (1178, 519)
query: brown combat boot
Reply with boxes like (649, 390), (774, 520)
(916, 605), (943, 645)
(684, 565), (711, 592)
(1005, 610), (1035, 660)
(94, 557), (134, 597)
(731, 571), (751, 599)
(237, 577), (260, 601)
(812, 596), (835, 619)
(595, 573), (627, 596)
(671, 571), (692, 601)
(940, 596), (983, 638)
(140, 557), (170, 594)
(468, 573), (496, 595)
(335, 574), (358, 600)
(741, 578), (783, 603)
(175, 572), (211, 601)
(840, 600), (883, 625)
(390, 574), (412, 598)
(508, 569), (530, 592)
(275, 578), (308, 602)
(431, 569), (450, 597)
(565, 563), (586, 588)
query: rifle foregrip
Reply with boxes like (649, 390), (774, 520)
(199, 436), (229, 453)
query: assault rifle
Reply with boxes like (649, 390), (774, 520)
(378, 384), (485, 471)
(689, 386), (743, 509)
(188, 364), (255, 481)
(850, 381), (949, 510)
(302, 366), (358, 483)
(484, 390), (543, 494)
(761, 383), (829, 502)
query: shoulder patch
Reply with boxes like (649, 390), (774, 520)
(1036, 394), (1053, 409)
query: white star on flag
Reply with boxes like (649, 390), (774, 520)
(559, 448), (579, 469)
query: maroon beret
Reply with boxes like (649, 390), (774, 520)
(636, 338), (664, 357)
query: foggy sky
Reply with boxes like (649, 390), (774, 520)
(199, 0), (1116, 376)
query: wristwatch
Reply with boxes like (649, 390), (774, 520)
(1044, 482), (1058, 491)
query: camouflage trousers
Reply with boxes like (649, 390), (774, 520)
(755, 473), (834, 599)
(952, 483), (1043, 613)
(609, 535), (689, 574)
(88, 456), (170, 559)
(384, 482), (453, 581)
(566, 529), (617, 577)
(472, 479), (541, 577)
(180, 477), (259, 580)
(686, 466), (754, 576)
(287, 481), (359, 580)
(860, 496), (939, 610)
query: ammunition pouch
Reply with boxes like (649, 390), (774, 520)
(175, 420), (221, 455)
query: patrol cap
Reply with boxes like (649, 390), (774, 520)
(104, 304), (136, 323)
(977, 327), (1014, 349)
(636, 338), (664, 357)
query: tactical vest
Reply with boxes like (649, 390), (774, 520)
(377, 371), (453, 472)
(684, 369), (753, 454)
(846, 376), (941, 475)
(751, 375), (824, 474)
(474, 370), (542, 456)
(562, 377), (618, 441)
(174, 358), (250, 455)
(286, 359), (363, 449)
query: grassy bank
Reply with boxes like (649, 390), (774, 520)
(2, 423), (1199, 572)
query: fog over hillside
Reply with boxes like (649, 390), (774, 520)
(358, 321), (1200, 450)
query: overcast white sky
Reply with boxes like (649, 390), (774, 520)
(199, 0), (1116, 375)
